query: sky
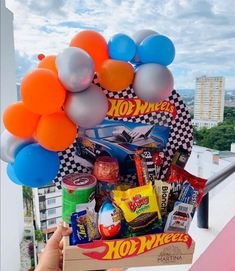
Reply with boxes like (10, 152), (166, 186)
(5, 0), (235, 90)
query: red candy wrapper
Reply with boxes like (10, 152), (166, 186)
(167, 165), (207, 211)
(134, 147), (164, 186)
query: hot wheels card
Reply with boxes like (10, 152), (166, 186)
(75, 119), (170, 175)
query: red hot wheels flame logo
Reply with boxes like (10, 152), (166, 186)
(107, 98), (177, 119)
(78, 233), (192, 260)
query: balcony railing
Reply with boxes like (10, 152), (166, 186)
(197, 161), (235, 228)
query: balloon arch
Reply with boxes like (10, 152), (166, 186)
(1, 29), (178, 188)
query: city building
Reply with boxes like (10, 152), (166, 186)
(33, 183), (62, 241)
(0, 1), (24, 271)
(193, 76), (225, 129)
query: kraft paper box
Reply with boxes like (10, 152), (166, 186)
(63, 232), (195, 271)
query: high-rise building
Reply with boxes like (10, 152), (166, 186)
(193, 76), (225, 129)
(33, 183), (62, 241)
(1, 1), (25, 271)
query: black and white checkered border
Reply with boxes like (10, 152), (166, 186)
(53, 75), (193, 187)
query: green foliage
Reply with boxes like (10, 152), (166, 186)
(193, 107), (235, 151)
(34, 229), (44, 242)
(224, 106), (235, 124)
(23, 186), (33, 216)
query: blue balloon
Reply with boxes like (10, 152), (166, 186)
(108, 33), (136, 62)
(14, 143), (60, 188)
(7, 163), (22, 185)
(137, 34), (175, 66)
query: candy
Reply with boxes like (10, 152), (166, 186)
(95, 180), (116, 211)
(93, 156), (119, 182)
(155, 180), (171, 217)
(98, 200), (121, 239)
(134, 147), (165, 186)
(76, 200), (100, 241)
(112, 182), (161, 231)
(167, 165), (207, 210)
(164, 202), (193, 233)
(70, 211), (89, 245)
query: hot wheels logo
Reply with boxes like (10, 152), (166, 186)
(78, 233), (192, 260)
(107, 98), (177, 119)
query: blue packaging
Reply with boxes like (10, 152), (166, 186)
(70, 211), (89, 245)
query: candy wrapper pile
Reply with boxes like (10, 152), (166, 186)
(62, 147), (207, 245)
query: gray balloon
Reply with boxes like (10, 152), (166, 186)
(132, 29), (158, 62)
(133, 63), (174, 103)
(132, 29), (158, 45)
(56, 47), (94, 92)
(0, 129), (33, 163)
(64, 84), (108, 129)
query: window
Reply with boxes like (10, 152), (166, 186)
(47, 208), (56, 216)
(48, 218), (56, 226)
(47, 198), (56, 205)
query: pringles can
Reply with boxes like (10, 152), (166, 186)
(62, 173), (97, 224)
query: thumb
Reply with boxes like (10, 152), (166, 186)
(46, 226), (72, 250)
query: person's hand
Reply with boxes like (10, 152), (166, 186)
(35, 225), (72, 271)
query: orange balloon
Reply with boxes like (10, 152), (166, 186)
(21, 69), (66, 115)
(3, 102), (40, 138)
(36, 111), (77, 151)
(97, 59), (135, 91)
(70, 30), (109, 72)
(38, 55), (58, 74)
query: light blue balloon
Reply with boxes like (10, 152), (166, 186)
(108, 33), (136, 62)
(137, 34), (175, 66)
(14, 143), (60, 188)
(7, 163), (22, 185)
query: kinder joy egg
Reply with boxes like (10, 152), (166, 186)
(98, 200), (121, 239)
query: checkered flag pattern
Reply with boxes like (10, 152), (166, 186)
(53, 74), (193, 187)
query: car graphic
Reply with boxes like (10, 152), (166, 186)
(76, 120), (169, 175)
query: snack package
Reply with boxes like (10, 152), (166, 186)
(171, 147), (190, 168)
(70, 211), (89, 245)
(112, 182), (161, 232)
(167, 165), (207, 213)
(155, 180), (171, 218)
(134, 147), (165, 186)
(76, 200), (100, 241)
(164, 202), (193, 233)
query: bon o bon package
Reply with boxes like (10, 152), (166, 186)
(1, 29), (206, 249)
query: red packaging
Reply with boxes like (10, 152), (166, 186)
(93, 156), (119, 182)
(167, 165), (207, 208)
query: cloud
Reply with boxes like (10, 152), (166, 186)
(15, 50), (36, 82)
(5, 0), (235, 89)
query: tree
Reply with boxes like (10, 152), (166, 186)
(224, 106), (235, 124)
(193, 113), (235, 151)
(34, 229), (44, 242)
(23, 186), (33, 216)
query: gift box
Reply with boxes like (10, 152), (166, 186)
(63, 232), (195, 271)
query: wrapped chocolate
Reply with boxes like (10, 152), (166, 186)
(167, 165), (207, 211)
(112, 182), (161, 232)
(76, 200), (100, 241)
(164, 202), (193, 233)
(70, 211), (89, 245)
(98, 200), (121, 239)
(155, 180), (171, 218)
(134, 147), (164, 186)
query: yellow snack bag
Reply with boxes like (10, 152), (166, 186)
(112, 182), (161, 223)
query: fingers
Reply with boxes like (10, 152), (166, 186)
(47, 226), (72, 250)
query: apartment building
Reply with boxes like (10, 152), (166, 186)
(193, 76), (225, 129)
(33, 183), (62, 240)
(1, 1), (24, 271)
